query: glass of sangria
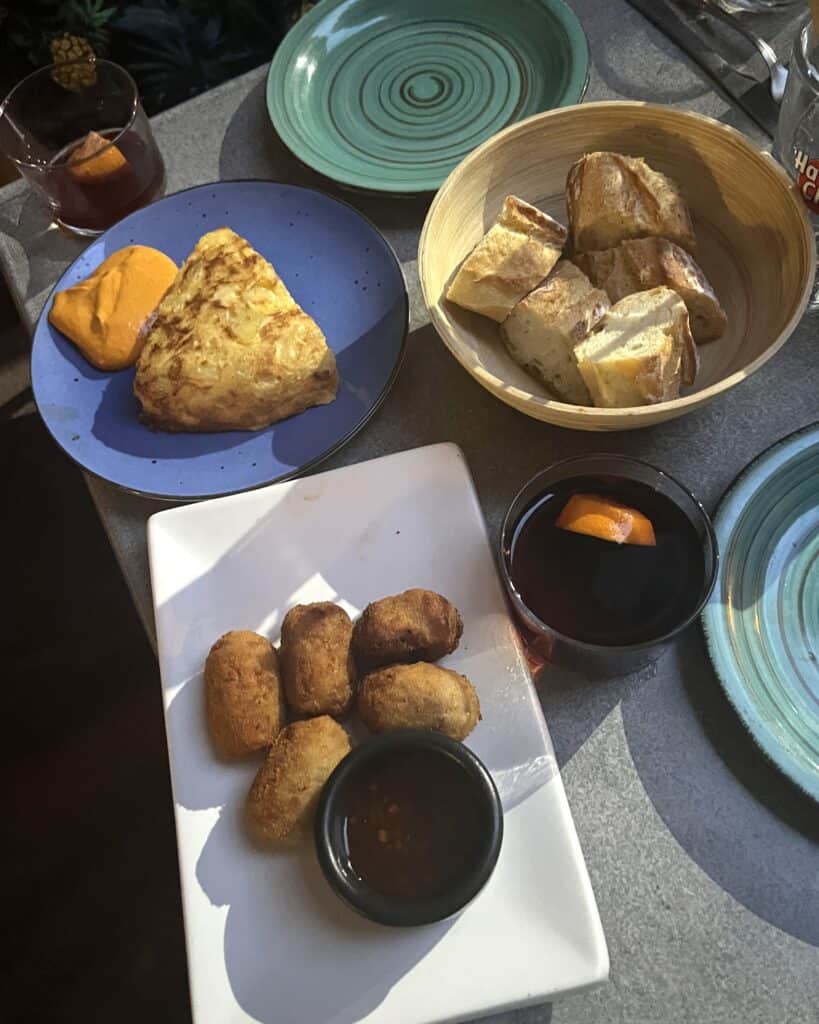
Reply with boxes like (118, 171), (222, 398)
(499, 455), (718, 677)
(0, 58), (165, 236)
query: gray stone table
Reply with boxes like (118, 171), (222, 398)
(1, 1), (817, 1021)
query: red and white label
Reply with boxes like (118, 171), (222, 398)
(794, 149), (819, 215)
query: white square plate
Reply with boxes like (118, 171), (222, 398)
(148, 443), (608, 1024)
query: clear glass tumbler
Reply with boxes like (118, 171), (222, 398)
(0, 58), (165, 237)
(776, 16), (819, 304)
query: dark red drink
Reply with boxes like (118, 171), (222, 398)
(0, 59), (164, 236)
(49, 128), (164, 233)
(499, 456), (718, 676)
(507, 475), (705, 646)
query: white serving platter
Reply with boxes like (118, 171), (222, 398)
(147, 442), (608, 1024)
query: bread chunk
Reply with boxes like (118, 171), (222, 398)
(567, 152), (696, 255)
(575, 237), (726, 342)
(446, 195), (567, 321)
(501, 260), (609, 404)
(134, 227), (337, 431)
(574, 287), (698, 407)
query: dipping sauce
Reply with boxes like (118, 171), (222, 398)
(507, 475), (705, 646)
(49, 245), (177, 370)
(341, 748), (488, 902)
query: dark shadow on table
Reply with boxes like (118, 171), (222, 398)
(586, 3), (713, 104)
(537, 659), (659, 768)
(541, 623), (819, 948)
(626, 626), (818, 941)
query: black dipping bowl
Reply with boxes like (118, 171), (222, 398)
(315, 730), (503, 927)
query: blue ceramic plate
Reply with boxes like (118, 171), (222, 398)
(702, 424), (819, 801)
(267, 0), (589, 193)
(31, 181), (407, 500)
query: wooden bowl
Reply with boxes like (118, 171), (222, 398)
(418, 102), (815, 430)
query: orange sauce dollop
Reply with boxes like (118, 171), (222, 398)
(49, 245), (177, 371)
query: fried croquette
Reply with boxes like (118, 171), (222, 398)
(205, 630), (286, 758)
(246, 716), (351, 842)
(280, 602), (355, 717)
(357, 662), (480, 741)
(352, 589), (463, 670)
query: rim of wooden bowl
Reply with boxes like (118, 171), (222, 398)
(418, 100), (816, 430)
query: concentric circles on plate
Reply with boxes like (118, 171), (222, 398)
(266, 0), (589, 193)
(703, 423), (819, 800)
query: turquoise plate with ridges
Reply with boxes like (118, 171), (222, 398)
(702, 423), (819, 801)
(267, 0), (589, 193)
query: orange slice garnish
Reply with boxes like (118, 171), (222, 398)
(556, 493), (656, 547)
(68, 130), (127, 183)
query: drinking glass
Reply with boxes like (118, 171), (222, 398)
(776, 15), (819, 305)
(0, 59), (165, 237)
(498, 455), (718, 678)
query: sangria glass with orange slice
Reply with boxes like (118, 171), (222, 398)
(0, 59), (164, 236)
(500, 455), (718, 677)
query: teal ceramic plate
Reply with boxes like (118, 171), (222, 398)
(702, 424), (819, 801)
(267, 0), (589, 193)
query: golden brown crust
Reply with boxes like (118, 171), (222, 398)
(352, 589), (463, 670)
(446, 195), (567, 322)
(573, 248), (617, 289)
(500, 260), (609, 404)
(246, 716), (351, 843)
(279, 602), (355, 718)
(498, 195), (568, 246)
(575, 237), (726, 343)
(567, 152), (696, 255)
(358, 663), (480, 741)
(204, 630), (286, 758)
(134, 227), (338, 432)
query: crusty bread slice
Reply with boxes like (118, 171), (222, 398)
(566, 152), (696, 255)
(446, 195), (567, 322)
(575, 237), (726, 343)
(574, 287), (698, 408)
(500, 260), (609, 404)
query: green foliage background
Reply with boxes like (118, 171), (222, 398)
(0, 1), (304, 113)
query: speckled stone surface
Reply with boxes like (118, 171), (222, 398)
(1, 2), (817, 1021)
